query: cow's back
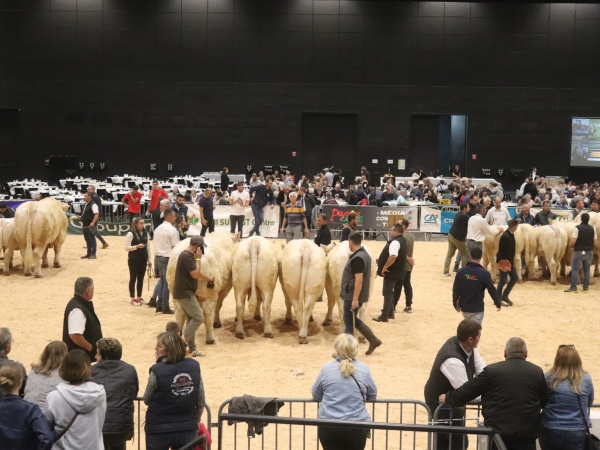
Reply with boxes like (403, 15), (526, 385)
(281, 240), (326, 298)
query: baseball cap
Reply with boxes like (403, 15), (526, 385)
(190, 235), (208, 247)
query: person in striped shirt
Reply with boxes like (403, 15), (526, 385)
(280, 192), (309, 243)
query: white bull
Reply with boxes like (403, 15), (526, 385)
(322, 242), (376, 337)
(0, 218), (19, 274)
(232, 236), (278, 339)
(14, 198), (68, 277)
(481, 226), (505, 281)
(280, 239), (327, 344)
(166, 232), (237, 345)
(525, 225), (567, 285)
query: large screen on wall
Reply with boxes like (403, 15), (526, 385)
(571, 117), (600, 167)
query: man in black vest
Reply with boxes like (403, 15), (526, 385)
(87, 185), (109, 249)
(62, 277), (103, 361)
(497, 219), (519, 306)
(340, 232), (381, 355)
(424, 320), (485, 450)
(565, 213), (598, 293)
(374, 223), (406, 322)
(440, 337), (548, 450)
(80, 192), (99, 259)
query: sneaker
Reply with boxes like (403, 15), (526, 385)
(88, 255), (97, 259)
(403, 307), (412, 313)
(372, 315), (388, 323)
(443, 272), (452, 277)
(147, 298), (157, 308)
(130, 299), (141, 307)
(564, 288), (578, 294)
(582, 289), (589, 293)
(102, 243), (109, 249)
(501, 298), (513, 306)
(80, 255), (89, 259)
(136, 298), (148, 305)
(190, 350), (206, 357)
(162, 308), (175, 315)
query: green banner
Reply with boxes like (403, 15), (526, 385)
(66, 212), (150, 236)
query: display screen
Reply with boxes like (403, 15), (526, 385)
(571, 118), (600, 167)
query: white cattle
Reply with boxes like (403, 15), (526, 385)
(515, 224), (533, 282)
(0, 218), (19, 274)
(551, 221), (578, 278)
(14, 198), (68, 277)
(279, 239), (327, 344)
(231, 236), (278, 339)
(481, 226), (505, 281)
(321, 242), (376, 337)
(526, 225), (568, 285)
(166, 231), (237, 345)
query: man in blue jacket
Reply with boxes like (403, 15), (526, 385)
(452, 246), (501, 325)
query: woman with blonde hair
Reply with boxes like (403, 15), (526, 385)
(540, 345), (594, 450)
(24, 341), (67, 408)
(0, 362), (53, 449)
(312, 334), (377, 450)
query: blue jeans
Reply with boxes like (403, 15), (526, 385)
(343, 300), (364, 334)
(146, 430), (197, 450)
(82, 226), (96, 256)
(154, 256), (170, 311)
(570, 250), (593, 290)
(497, 265), (518, 300)
(538, 427), (586, 450)
(250, 204), (264, 236)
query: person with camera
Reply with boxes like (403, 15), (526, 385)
(172, 236), (215, 358)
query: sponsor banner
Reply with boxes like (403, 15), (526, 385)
(507, 207), (516, 219)
(186, 205), (279, 238)
(321, 205), (418, 230)
(440, 210), (458, 234)
(67, 205), (280, 237)
(551, 209), (570, 221)
(419, 206), (442, 232)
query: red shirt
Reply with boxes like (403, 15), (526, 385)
(123, 191), (143, 214)
(149, 188), (168, 211)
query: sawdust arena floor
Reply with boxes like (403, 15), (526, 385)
(1, 235), (598, 449)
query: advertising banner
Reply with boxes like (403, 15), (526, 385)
(419, 206), (442, 232)
(67, 205), (280, 237)
(321, 205), (418, 230)
(440, 210), (458, 234)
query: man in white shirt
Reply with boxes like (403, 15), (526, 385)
(424, 320), (485, 450)
(467, 204), (500, 258)
(168, 187), (179, 203)
(229, 183), (250, 238)
(485, 197), (511, 225)
(152, 209), (180, 314)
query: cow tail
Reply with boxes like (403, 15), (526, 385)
(522, 226), (530, 265)
(299, 242), (311, 307)
(25, 202), (36, 271)
(248, 238), (259, 314)
(0, 218), (5, 252)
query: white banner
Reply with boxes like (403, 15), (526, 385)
(419, 206), (442, 232)
(186, 204), (280, 238)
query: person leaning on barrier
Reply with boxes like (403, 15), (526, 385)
(424, 320), (485, 450)
(91, 338), (139, 450)
(440, 337), (548, 450)
(312, 334), (377, 450)
(539, 345), (595, 450)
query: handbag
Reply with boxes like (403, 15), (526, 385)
(576, 394), (600, 450)
(54, 412), (79, 442)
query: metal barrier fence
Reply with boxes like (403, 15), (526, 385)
(134, 397), (213, 450)
(217, 408), (507, 450)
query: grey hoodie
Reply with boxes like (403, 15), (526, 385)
(43, 381), (107, 450)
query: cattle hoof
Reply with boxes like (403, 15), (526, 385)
(34, 274), (43, 278)
(205, 339), (215, 345)
(3, 271), (9, 276)
(309, 316), (314, 322)
(24, 273), (31, 277)
(299, 337), (308, 344)
(213, 322), (222, 329)
(284, 319), (292, 325)
(42, 263), (49, 268)
(358, 336), (366, 344)
(322, 319), (332, 326)
(253, 315), (262, 321)
(235, 332), (245, 340)
(264, 332), (273, 339)
(551, 281), (556, 286)
(54, 263), (61, 268)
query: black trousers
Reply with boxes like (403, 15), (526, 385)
(128, 258), (146, 298)
(393, 271), (413, 308)
(230, 215), (245, 237)
(201, 218), (215, 236)
(318, 426), (368, 450)
(103, 429), (134, 450)
(127, 212), (140, 230)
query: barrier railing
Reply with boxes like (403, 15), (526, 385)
(134, 397), (213, 450)
(217, 410), (507, 450)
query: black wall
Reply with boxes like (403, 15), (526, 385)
(1, 1), (600, 186)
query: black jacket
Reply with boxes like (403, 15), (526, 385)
(445, 358), (548, 443)
(496, 229), (516, 264)
(314, 225), (331, 246)
(221, 172), (230, 191)
(453, 262), (501, 312)
(91, 360), (139, 434)
(251, 185), (275, 209)
(449, 211), (469, 241)
(62, 295), (103, 361)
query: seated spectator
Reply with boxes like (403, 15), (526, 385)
(0, 362), (53, 450)
(24, 341), (67, 408)
(92, 338), (139, 450)
(215, 191), (229, 205)
(539, 345), (594, 450)
(44, 349), (107, 450)
(144, 332), (205, 450)
(425, 189), (438, 204)
(396, 190), (409, 205)
(381, 186), (396, 203)
(322, 192), (338, 205)
(0, 327), (27, 397)
(312, 334), (377, 450)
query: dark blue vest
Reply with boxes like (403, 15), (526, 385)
(145, 358), (201, 434)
